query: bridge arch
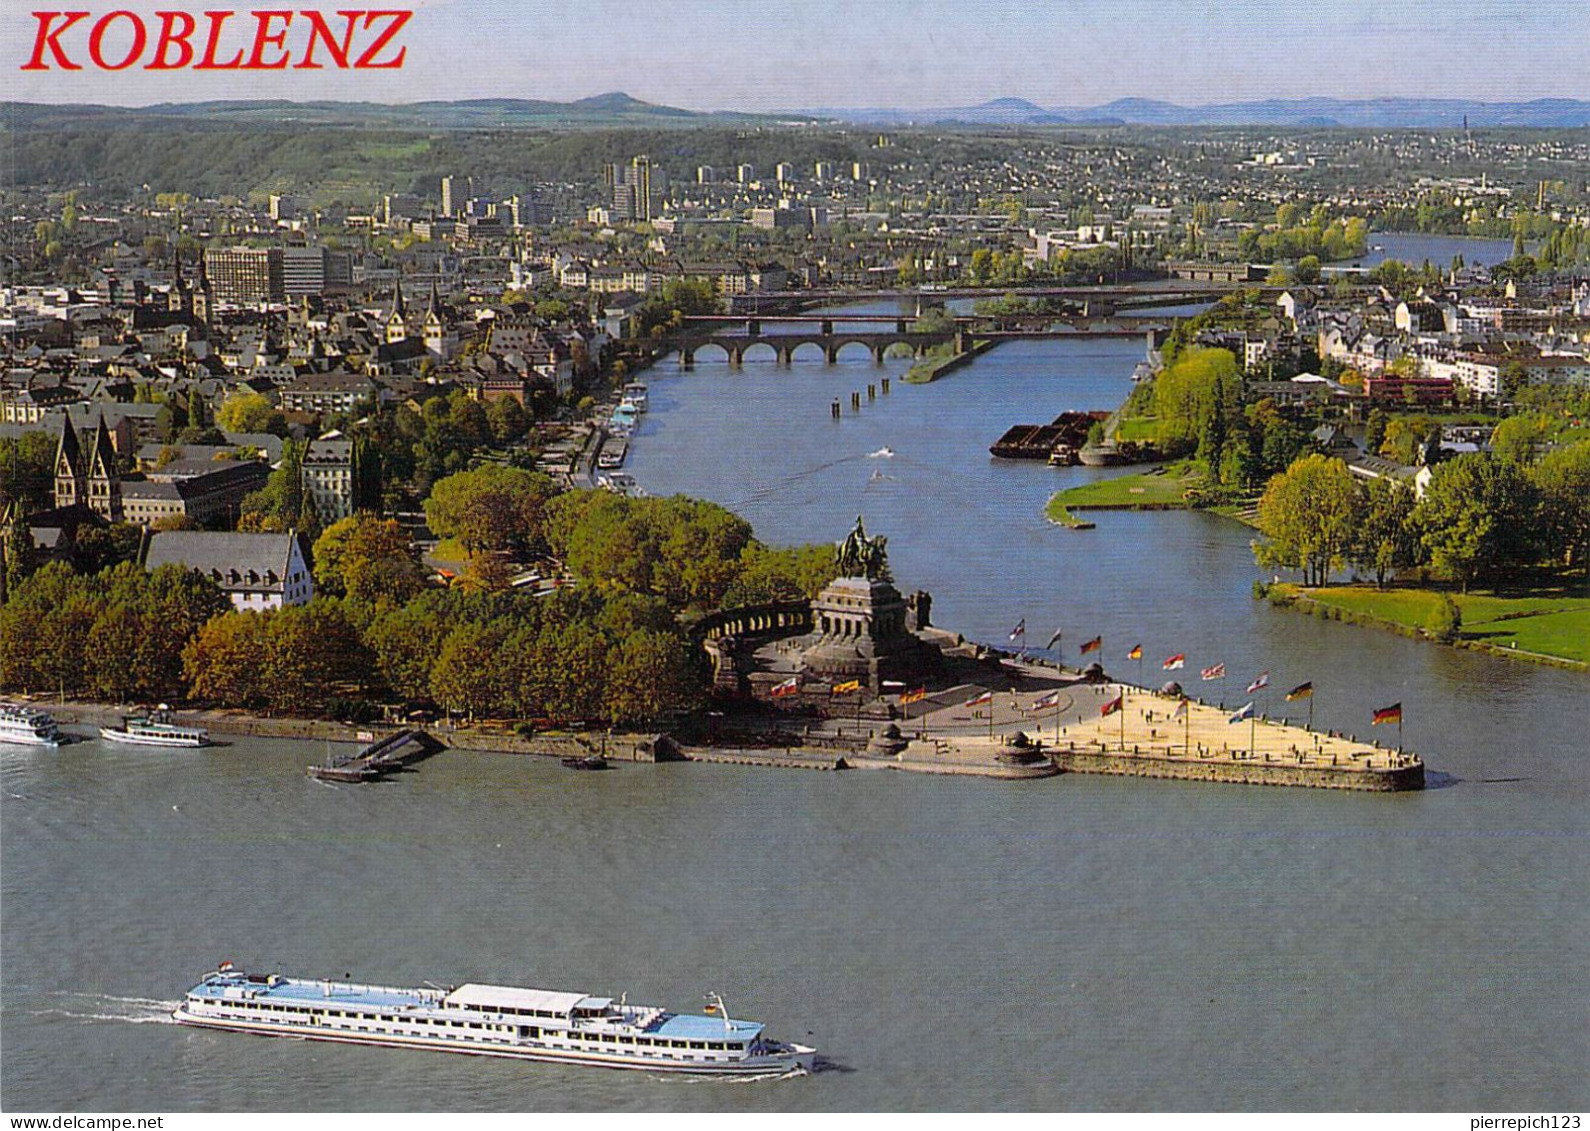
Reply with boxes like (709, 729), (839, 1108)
(680, 341), (734, 366)
(786, 339), (829, 364)
(737, 340), (781, 364)
(831, 337), (888, 363)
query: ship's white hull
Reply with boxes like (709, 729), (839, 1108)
(0, 731), (60, 748)
(99, 727), (207, 747)
(172, 1006), (814, 1075)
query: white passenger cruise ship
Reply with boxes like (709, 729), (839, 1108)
(0, 703), (62, 747)
(99, 707), (209, 747)
(174, 964), (815, 1075)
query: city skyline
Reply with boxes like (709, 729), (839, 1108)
(6, 0), (1588, 109)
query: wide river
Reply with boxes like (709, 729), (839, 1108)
(3, 305), (1586, 1112)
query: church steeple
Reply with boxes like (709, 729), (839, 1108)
(54, 413), (86, 508)
(170, 248), (191, 314)
(386, 278), (410, 344)
(193, 250), (212, 323)
(86, 413), (122, 522)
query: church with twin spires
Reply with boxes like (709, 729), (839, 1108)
(53, 412), (123, 522)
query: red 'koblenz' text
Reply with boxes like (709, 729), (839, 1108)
(20, 9), (412, 70)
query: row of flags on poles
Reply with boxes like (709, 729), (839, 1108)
(772, 675), (934, 702)
(1013, 625), (1399, 728)
(778, 621), (1402, 728)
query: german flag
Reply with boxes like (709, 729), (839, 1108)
(1372, 702), (1402, 725)
(1101, 694), (1124, 717)
(1127, 644), (1143, 660)
(1079, 635), (1103, 655)
(1285, 682), (1314, 701)
(901, 688), (928, 705)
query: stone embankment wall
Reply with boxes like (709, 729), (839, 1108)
(1054, 749), (1424, 791)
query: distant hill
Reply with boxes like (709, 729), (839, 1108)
(2, 93), (786, 130)
(7, 93), (1587, 133)
(811, 96), (1590, 128)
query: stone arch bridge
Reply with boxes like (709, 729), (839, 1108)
(674, 313), (1172, 367)
(678, 330), (957, 368)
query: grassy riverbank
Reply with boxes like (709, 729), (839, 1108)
(902, 338), (993, 383)
(1045, 463), (1261, 528)
(1266, 582), (1590, 669)
(1044, 502), (1095, 529)
(1044, 465), (1199, 522)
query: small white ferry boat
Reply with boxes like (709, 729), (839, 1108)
(99, 706), (208, 748)
(620, 382), (649, 412)
(174, 963), (815, 1075)
(0, 702), (62, 747)
(597, 471), (647, 498)
(597, 438), (629, 470)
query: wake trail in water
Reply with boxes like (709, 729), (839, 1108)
(656, 1066), (809, 1085)
(727, 454), (868, 508)
(22, 991), (180, 1026)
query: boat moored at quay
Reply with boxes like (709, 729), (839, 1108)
(98, 707), (209, 747)
(173, 964), (815, 1075)
(0, 703), (62, 747)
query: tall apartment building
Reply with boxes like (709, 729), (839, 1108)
(203, 247), (285, 305)
(605, 156), (668, 222)
(737, 164), (757, 184)
(383, 193), (423, 224)
(282, 246), (328, 297)
(441, 175), (473, 218)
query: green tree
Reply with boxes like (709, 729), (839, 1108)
(71, 523), (145, 575)
(0, 432), (58, 513)
(311, 516), (425, 603)
(539, 622), (608, 722)
(1490, 414), (1551, 467)
(0, 562), (101, 696)
(260, 601), (370, 713)
(720, 542), (840, 607)
(1416, 453), (1538, 590)
(217, 392), (286, 435)
(486, 396), (530, 445)
(365, 592), (457, 702)
(183, 610), (271, 706)
(1351, 478), (1420, 588)
(1499, 361), (1529, 404)
(1254, 454), (1362, 586)
(424, 466), (558, 556)
(240, 439), (305, 532)
(1364, 409), (1388, 455)
(1425, 594), (1462, 644)
(3, 514), (36, 604)
(1150, 348), (1242, 453)
(1531, 440), (1590, 567)
(430, 620), (511, 719)
(603, 630), (704, 725)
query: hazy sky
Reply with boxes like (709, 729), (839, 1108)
(6, 0), (1587, 108)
